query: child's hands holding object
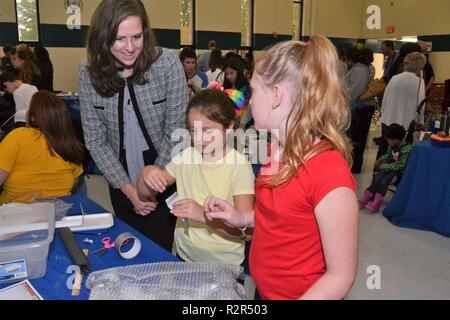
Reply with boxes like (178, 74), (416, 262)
(171, 199), (205, 223)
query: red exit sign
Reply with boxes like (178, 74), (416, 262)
(387, 26), (395, 33)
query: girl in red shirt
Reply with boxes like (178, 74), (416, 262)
(204, 36), (359, 300)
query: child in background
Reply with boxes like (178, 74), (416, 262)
(203, 36), (359, 300)
(179, 47), (208, 99)
(206, 48), (224, 83)
(222, 57), (251, 125)
(359, 123), (412, 212)
(0, 71), (38, 123)
(137, 89), (255, 265)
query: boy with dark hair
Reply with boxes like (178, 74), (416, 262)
(179, 47), (208, 98)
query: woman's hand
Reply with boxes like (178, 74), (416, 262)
(171, 199), (205, 223)
(141, 165), (170, 193)
(127, 187), (158, 216)
(203, 196), (246, 228)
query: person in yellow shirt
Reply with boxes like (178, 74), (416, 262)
(137, 89), (255, 265)
(0, 90), (84, 203)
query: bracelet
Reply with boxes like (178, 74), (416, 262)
(238, 213), (248, 240)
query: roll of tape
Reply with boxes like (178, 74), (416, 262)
(114, 232), (142, 260)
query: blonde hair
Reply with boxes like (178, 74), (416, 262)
(255, 35), (352, 186)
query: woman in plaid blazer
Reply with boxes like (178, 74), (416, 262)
(79, 0), (188, 250)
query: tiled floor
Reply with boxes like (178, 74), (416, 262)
(85, 128), (450, 300)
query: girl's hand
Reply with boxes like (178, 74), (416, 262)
(171, 199), (204, 223)
(203, 196), (245, 228)
(142, 165), (169, 193)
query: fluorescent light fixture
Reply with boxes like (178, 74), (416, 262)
(399, 36), (418, 42)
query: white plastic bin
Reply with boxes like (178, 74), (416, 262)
(0, 202), (55, 283)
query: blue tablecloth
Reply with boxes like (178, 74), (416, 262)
(0, 194), (178, 300)
(383, 141), (450, 237)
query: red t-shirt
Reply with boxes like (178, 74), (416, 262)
(249, 148), (356, 300)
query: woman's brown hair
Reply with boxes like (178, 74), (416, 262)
(86, 0), (161, 97)
(27, 91), (85, 166)
(255, 36), (352, 186)
(14, 47), (41, 85)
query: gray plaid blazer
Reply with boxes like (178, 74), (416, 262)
(78, 48), (188, 189)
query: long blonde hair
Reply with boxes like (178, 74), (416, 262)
(255, 35), (352, 186)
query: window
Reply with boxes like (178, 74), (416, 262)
(241, 0), (253, 48)
(180, 0), (195, 47)
(15, 0), (40, 42)
(292, 0), (303, 41)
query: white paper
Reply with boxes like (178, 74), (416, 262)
(165, 193), (189, 232)
(165, 192), (179, 209)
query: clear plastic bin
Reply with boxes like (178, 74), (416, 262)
(0, 202), (55, 283)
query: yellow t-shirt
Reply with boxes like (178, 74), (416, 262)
(0, 127), (83, 203)
(166, 147), (255, 265)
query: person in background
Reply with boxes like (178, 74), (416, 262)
(346, 47), (376, 173)
(0, 45), (14, 73)
(10, 46), (44, 90)
(243, 51), (255, 80)
(33, 46), (54, 92)
(388, 42), (422, 81)
(379, 52), (426, 158)
(0, 71), (38, 124)
(197, 40), (216, 73)
(373, 40), (399, 146)
(204, 36), (358, 300)
(336, 47), (348, 80)
(224, 49), (241, 62)
(346, 47), (373, 104)
(0, 91), (84, 204)
(0, 46), (16, 132)
(374, 42), (425, 150)
(418, 41), (435, 95)
(0, 90), (15, 134)
(362, 48), (376, 80)
(79, 0), (188, 251)
(180, 47), (208, 98)
(380, 40), (398, 82)
(222, 57), (251, 125)
(359, 123), (412, 213)
(205, 48), (224, 83)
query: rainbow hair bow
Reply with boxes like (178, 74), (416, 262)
(207, 81), (246, 111)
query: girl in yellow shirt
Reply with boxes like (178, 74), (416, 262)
(137, 89), (255, 265)
(0, 91), (84, 203)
